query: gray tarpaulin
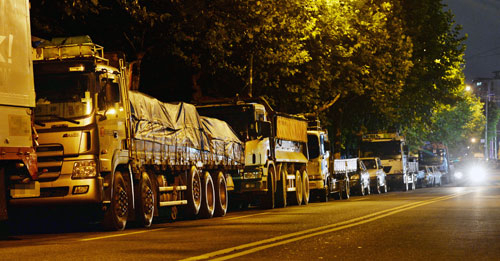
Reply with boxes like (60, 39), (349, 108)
(202, 117), (243, 165)
(128, 91), (205, 150)
(128, 91), (243, 166)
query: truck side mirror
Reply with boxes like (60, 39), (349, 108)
(258, 121), (272, 137)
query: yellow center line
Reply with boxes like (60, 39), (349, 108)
(80, 227), (165, 242)
(181, 192), (470, 261)
(224, 212), (271, 221)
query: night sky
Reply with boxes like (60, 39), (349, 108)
(444, 0), (500, 82)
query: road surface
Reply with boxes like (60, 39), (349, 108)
(1, 170), (499, 260)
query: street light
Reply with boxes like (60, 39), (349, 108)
(471, 137), (477, 143)
(465, 85), (471, 92)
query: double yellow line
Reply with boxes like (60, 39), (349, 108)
(181, 192), (469, 261)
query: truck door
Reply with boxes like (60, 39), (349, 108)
(96, 73), (127, 172)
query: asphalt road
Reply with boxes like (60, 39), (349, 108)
(1, 170), (499, 261)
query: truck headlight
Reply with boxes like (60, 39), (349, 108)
(72, 160), (97, 179)
(454, 171), (463, 179)
(243, 169), (263, 179)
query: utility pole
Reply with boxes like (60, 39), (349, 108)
(485, 82), (490, 159)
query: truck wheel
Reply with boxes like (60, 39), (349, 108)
(102, 171), (129, 231)
(199, 172), (215, 219)
(261, 166), (275, 209)
(320, 176), (331, 201)
(302, 171), (310, 205)
(185, 166), (202, 217)
(213, 172), (228, 217)
(342, 180), (350, 199)
(136, 172), (155, 228)
(291, 170), (303, 205)
(275, 164), (287, 208)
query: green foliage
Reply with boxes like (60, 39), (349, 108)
(29, 0), (484, 156)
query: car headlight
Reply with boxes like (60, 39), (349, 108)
(454, 171), (463, 179)
(72, 160), (97, 179)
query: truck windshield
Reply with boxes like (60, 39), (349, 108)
(419, 149), (445, 165)
(197, 105), (256, 140)
(34, 73), (93, 120)
(360, 141), (401, 160)
(307, 134), (320, 159)
(362, 159), (377, 169)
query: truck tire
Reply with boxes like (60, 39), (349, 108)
(342, 180), (350, 199)
(213, 172), (228, 217)
(199, 171), (215, 219)
(320, 176), (331, 202)
(302, 171), (310, 205)
(261, 166), (275, 209)
(102, 171), (129, 231)
(290, 170), (303, 206)
(135, 172), (155, 228)
(185, 166), (202, 217)
(275, 164), (287, 208)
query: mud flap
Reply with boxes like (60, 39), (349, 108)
(0, 168), (8, 221)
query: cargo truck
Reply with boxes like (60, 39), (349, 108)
(10, 37), (243, 230)
(197, 98), (310, 208)
(0, 0), (38, 232)
(359, 133), (417, 191)
(306, 120), (348, 201)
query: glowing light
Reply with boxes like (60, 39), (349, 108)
(107, 108), (117, 115)
(465, 85), (471, 92)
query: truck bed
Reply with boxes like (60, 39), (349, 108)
(128, 91), (243, 169)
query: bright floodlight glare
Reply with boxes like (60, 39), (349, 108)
(454, 171), (463, 179)
(465, 85), (471, 91)
(468, 164), (487, 183)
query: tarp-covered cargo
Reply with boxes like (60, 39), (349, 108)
(201, 117), (243, 166)
(128, 91), (243, 167)
(275, 115), (307, 143)
(0, 0), (35, 107)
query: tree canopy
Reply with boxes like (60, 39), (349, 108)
(29, 0), (484, 157)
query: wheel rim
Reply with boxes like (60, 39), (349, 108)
(141, 179), (154, 220)
(296, 171), (302, 205)
(115, 186), (128, 219)
(193, 172), (201, 208)
(218, 174), (227, 211)
(302, 171), (309, 204)
(206, 176), (215, 213)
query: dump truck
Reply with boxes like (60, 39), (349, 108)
(10, 36), (243, 230)
(197, 98), (310, 208)
(0, 0), (38, 231)
(306, 120), (345, 201)
(359, 132), (416, 191)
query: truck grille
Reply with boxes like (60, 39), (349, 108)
(40, 187), (69, 197)
(36, 144), (64, 181)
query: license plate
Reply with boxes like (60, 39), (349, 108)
(10, 181), (40, 198)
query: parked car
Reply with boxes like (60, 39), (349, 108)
(350, 159), (371, 196)
(361, 157), (387, 194)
